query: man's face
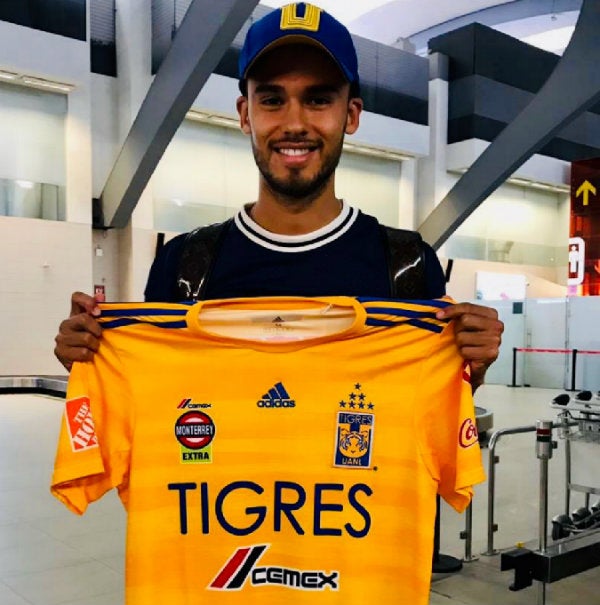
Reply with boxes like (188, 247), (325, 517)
(237, 44), (362, 203)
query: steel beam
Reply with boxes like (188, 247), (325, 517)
(418, 0), (600, 249)
(102, 0), (259, 228)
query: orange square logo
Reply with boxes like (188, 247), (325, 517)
(65, 396), (98, 452)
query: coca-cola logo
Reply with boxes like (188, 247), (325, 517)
(459, 418), (478, 448)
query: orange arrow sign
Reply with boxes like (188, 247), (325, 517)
(576, 180), (597, 205)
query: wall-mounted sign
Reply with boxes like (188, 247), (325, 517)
(570, 158), (600, 295)
(94, 284), (106, 302)
(567, 237), (585, 286)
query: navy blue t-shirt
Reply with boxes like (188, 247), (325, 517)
(144, 203), (445, 301)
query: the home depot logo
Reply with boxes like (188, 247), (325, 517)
(65, 396), (98, 452)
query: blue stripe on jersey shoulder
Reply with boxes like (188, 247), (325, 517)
(359, 298), (449, 333)
(356, 297), (452, 309)
(363, 306), (439, 320)
(100, 307), (189, 318)
(365, 317), (444, 333)
(101, 318), (188, 329)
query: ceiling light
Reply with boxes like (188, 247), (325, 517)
(185, 110), (412, 162)
(0, 70), (18, 81)
(449, 169), (569, 193)
(185, 110), (238, 129)
(21, 76), (74, 93)
(507, 177), (531, 186)
(343, 142), (412, 161)
(508, 177), (569, 193)
(15, 180), (35, 189)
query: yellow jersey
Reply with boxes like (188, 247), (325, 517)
(51, 297), (485, 605)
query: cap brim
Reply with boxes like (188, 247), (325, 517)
(243, 34), (350, 83)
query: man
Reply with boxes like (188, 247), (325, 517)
(54, 2), (503, 389)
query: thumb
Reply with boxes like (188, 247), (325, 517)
(70, 291), (101, 317)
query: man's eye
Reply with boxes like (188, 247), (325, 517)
(308, 96), (332, 106)
(260, 96), (283, 106)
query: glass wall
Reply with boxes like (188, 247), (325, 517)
(153, 118), (403, 232)
(445, 182), (569, 269)
(0, 178), (65, 221)
(0, 82), (67, 217)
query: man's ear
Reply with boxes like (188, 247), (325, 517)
(236, 96), (251, 134)
(345, 97), (363, 135)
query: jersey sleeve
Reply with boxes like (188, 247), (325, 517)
(51, 352), (133, 515)
(416, 324), (486, 512)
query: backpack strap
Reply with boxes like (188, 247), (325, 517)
(176, 219), (232, 301)
(380, 226), (427, 299)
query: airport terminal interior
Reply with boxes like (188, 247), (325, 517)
(1, 0), (600, 604)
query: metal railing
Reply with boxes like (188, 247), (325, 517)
(480, 420), (576, 557)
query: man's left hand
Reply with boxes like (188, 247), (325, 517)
(436, 303), (504, 392)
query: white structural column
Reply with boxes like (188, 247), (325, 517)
(416, 53), (450, 254)
(114, 0), (155, 299)
(65, 0), (92, 225)
(397, 158), (417, 230)
(65, 84), (94, 225)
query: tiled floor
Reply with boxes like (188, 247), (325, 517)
(1, 385), (599, 605)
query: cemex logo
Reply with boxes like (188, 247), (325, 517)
(209, 545), (339, 591)
(177, 398), (211, 409)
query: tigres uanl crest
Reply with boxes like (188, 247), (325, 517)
(334, 412), (374, 468)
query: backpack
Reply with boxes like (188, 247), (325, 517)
(176, 218), (427, 300)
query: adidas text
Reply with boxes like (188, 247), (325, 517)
(257, 399), (295, 408)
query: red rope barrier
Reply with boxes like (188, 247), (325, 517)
(516, 348), (571, 353)
(516, 348), (600, 354)
(509, 347), (600, 389)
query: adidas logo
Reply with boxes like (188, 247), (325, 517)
(257, 382), (296, 408)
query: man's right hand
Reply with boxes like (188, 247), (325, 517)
(54, 291), (103, 371)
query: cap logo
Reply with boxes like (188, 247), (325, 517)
(280, 4), (321, 32)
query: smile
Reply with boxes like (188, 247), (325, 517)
(278, 148), (311, 156)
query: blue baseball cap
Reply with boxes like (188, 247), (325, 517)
(239, 3), (360, 92)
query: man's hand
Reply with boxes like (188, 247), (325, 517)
(54, 291), (103, 371)
(436, 303), (504, 392)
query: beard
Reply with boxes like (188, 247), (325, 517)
(251, 135), (344, 204)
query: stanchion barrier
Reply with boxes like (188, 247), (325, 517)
(460, 501), (478, 562)
(569, 349), (600, 391)
(508, 347), (600, 390)
(508, 347), (519, 387)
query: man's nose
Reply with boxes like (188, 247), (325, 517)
(282, 100), (308, 134)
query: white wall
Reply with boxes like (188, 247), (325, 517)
(444, 257), (567, 302)
(0, 217), (92, 375)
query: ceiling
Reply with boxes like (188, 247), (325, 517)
(260, 0), (582, 55)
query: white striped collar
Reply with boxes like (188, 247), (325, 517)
(234, 200), (359, 253)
